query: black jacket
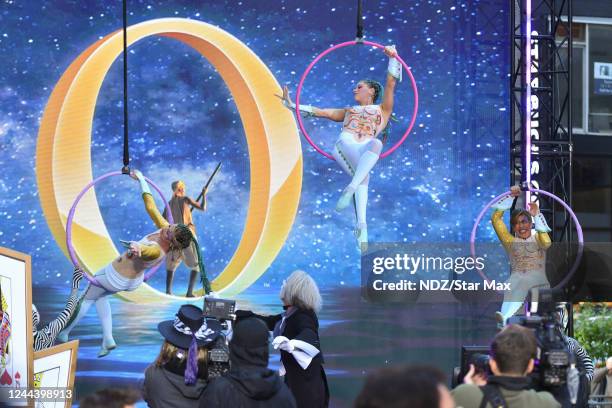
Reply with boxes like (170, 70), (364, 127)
(199, 332), (296, 408)
(199, 366), (296, 408)
(143, 364), (208, 408)
(257, 308), (329, 408)
(452, 376), (560, 408)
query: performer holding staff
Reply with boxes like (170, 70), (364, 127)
(163, 162), (220, 296)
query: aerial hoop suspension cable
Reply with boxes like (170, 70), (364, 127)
(121, 0), (130, 174)
(352, 0), (364, 222)
(521, 0), (532, 205)
(469, 0), (584, 302)
(355, 0), (364, 42)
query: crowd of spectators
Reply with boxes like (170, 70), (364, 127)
(77, 271), (605, 408)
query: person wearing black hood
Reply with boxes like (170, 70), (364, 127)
(143, 304), (223, 408)
(199, 317), (296, 408)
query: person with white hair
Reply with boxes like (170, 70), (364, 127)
(236, 270), (329, 408)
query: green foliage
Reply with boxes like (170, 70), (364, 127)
(574, 303), (612, 364)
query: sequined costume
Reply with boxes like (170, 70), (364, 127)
(491, 196), (552, 321)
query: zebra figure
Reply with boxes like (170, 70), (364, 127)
(32, 267), (84, 351)
(557, 304), (594, 381)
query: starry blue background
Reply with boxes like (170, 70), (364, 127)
(1, 0), (510, 405)
(0, 0), (510, 290)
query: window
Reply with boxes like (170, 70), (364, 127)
(557, 20), (612, 135)
(556, 23), (585, 131)
(556, 45), (584, 130)
(588, 25), (612, 133)
(574, 157), (612, 241)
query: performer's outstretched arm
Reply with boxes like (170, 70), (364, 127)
(125, 240), (162, 262)
(131, 170), (170, 229)
(235, 309), (282, 331)
(280, 85), (346, 122)
(491, 186), (525, 252)
(187, 195), (205, 211)
(530, 203), (552, 250)
(312, 107), (347, 121)
(272, 312), (321, 370)
(491, 211), (513, 252)
(381, 45), (399, 124)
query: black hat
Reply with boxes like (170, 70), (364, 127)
(229, 318), (270, 368)
(158, 304), (221, 349)
(231, 317), (269, 348)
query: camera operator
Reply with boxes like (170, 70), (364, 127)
(452, 324), (561, 408)
(143, 304), (223, 408)
(199, 317), (297, 407)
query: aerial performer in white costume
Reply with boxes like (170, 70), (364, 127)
(281, 45), (401, 249)
(491, 185), (552, 325)
(58, 170), (205, 357)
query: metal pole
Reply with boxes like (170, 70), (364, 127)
(523, 0), (533, 205)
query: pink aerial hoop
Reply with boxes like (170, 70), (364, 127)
(469, 187), (583, 291)
(295, 40), (419, 160)
(65, 170), (173, 287)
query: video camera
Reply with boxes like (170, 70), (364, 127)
(202, 297), (236, 378)
(456, 289), (582, 406)
(506, 289), (573, 389)
(453, 346), (492, 387)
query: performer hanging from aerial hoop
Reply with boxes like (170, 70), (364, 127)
(281, 45), (401, 248)
(58, 170), (207, 357)
(491, 185), (552, 326)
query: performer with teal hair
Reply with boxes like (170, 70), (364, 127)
(281, 45), (401, 249)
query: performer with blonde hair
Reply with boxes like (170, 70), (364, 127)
(163, 180), (207, 297)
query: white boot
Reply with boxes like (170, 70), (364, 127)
(336, 186), (356, 212)
(355, 223), (368, 251)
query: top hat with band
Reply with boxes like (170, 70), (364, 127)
(157, 304), (222, 385)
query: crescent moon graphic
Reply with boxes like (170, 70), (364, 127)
(36, 18), (302, 302)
